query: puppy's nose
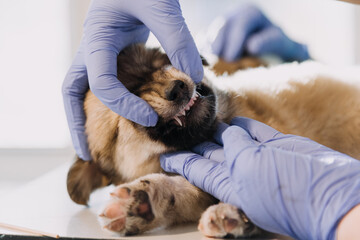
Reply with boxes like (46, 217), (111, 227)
(166, 80), (188, 101)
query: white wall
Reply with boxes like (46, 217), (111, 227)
(0, 0), (359, 149)
(0, 0), (72, 148)
(0, 0), (90, 149)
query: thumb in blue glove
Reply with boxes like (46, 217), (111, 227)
(212, 4), (310, 62)
(62, 0), (203, 160)
(161, 117), (360, 239)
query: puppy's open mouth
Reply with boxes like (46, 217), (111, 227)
(172, 91), (202, 127)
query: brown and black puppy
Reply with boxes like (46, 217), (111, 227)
(67, 46), (218, 204)
(67, 44), (360, 238)
(67, 44), (256, 236)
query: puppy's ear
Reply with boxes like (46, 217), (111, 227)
(67, 157), (110, 205)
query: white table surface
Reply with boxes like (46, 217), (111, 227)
(0, 163), (289, 240)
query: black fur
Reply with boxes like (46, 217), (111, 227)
(146, 85), (217, 149)
(117, 44), (170, 95)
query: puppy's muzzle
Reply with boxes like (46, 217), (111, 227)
(166, 80), (190, 102)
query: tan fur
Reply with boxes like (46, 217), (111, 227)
(83, 66), (197, 185)
(216, 77), (360, 159)
(212, 57), (266, 76)
(85, 92), (169, 183)
(67, 157), (111, 205)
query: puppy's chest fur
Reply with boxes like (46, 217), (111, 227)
(84, 91), (171, 184)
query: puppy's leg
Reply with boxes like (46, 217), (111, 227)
(99, 173), (217, 235)
(198, 203), (262, 238)
(67, 157), (110, 205)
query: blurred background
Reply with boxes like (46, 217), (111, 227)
(1, 0), (360, 192)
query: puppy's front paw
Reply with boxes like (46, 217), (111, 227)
(99, 173), (216, 236)
(198, 203), (261, 238)
(99, 183), (155, 236)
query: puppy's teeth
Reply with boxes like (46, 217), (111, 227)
(185, 106), (190, 111)
(174, 116), (183, 126)
(181, 110), (186, 116)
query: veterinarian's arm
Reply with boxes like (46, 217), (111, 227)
(62, 0), (203, 160)
(212, 4), (310, 62)
(161, 117), (360, 240)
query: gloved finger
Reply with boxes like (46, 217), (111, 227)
(213, 122), (230, 145)
(211, 22), (227, 59)
(193, 142), (225, 162)
(220, 18), (256, 62)
(246, 26), (310, 62)
(84, 1), (150, 54)
(62, 43), (92, 161)
(230, 117), (284, 143)
(265, 134), (335, 156)
(191, 122), (230, 162)
(86, 49), (158, 127)
(136, 0), (203, 83)
(160, 151), (204, 177)
(213, 4), (272, 62)
(222, 125), (261, 164)
(230, 118), (328, 154)
(212, 14), (249, 62)
(160, 151), (236, 203)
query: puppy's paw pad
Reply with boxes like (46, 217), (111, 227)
(112, 187), (131, 199)
(128, 190), (154, 222)
(104, 217), (126, 232)
(101, 200), (126, 219)
(199, 203), (260, 238)
(223, 217), (239, 233)
(99, 183), (155, 235)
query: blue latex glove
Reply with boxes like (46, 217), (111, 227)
(212, 4), (310, 62)
(161, 117), (360, 239)
(62, 0), (203, 160)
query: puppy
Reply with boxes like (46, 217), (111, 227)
(67, 44), (360, 238)
(67, 44), (227, 236)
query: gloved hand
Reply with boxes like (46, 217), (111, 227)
(62, 0), (203, 160)
(212, 4), (310, 62)
(161, 117), (360, 240)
